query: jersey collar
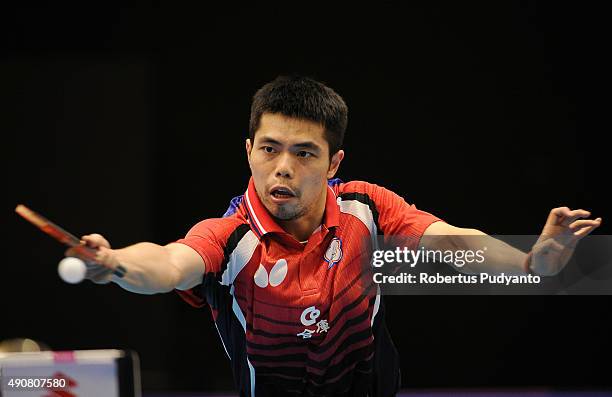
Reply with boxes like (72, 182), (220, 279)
(243, 177), (340, 239)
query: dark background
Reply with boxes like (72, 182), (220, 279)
(1, 2), (610, 393)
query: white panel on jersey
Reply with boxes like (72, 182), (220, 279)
(338, 197), (382, 323)
(221, 230), (259, 286)
(230, 284), (256, 397)
(372, 285), (381, 326)
(337, 198), (379, 250)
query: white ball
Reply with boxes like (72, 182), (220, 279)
(58, 257), (87, 284)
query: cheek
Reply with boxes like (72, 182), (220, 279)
(300, 167), (328, 199)
(250, 155), (269, 175)
(249, 159), (266, 187)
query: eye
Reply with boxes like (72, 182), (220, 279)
(261, 146), (275, 154)
(297, 151), (313, 158)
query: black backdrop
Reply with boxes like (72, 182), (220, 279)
(1, 3), (610, 392)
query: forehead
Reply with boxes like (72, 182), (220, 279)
(255, 113), (326, 146)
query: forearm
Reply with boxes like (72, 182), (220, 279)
(462, 231), (528, 275)
(423, 229), (529, 275)
(109, 243), (180, 294)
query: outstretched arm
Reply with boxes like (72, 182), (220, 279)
(66, 234), (205, 294)
(420, 222), (528, 275)
(421, 207), (602, 276)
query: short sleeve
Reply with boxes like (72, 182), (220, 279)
(175, 218), (229, 275)
(341, 181), (444, 249)
(174, 217), (240, 307)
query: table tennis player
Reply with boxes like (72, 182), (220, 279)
(66, 76), (601, 397)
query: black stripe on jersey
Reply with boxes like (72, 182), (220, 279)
(220, 224), (254, 396)
(310, 354), (374, 397)
(246, 292), (374, 352)
(338, 192), (383, 235)
(245, 285), (373, 339)
(256, 360), (372, 397)
(244, 264), (375, 332)
(187, 222), (250, 307)
(246, 295), (376, 353)
(248, 309), (371, 360)
(249, 325), (372, 368)
(247, 280), (371, 338)
(245, 280), (375, 354)
(187, 272), (215, 306)
(219, 223), (252, 280)
(339, 191), (403, 396)
(214, 281), (254, 396)
(188, 222), (254, 396)
(315, 295), (375, 354)
(246, 279), (372, 329)
(257, 365), (373, 397)
(321, 267), (375, 320)
(189, 223), (251, 310)
(370, 298), (401, 397)
(253, 344), (375, 390)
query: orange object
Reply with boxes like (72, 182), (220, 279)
(15, 204), (97, 261)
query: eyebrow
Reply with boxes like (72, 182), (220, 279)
(259, 137), (322, 152)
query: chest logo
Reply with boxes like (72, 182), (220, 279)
(297, 306), (330, 339)
(300, 306), (321, 326)
(254, 259), (288, 288)
(324, 237), (343, 269)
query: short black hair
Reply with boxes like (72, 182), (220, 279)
(249, 76), (348, 157)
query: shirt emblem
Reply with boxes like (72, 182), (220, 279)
(297, 306), (330, 339)
(254, 259), (288, 288)
(324, 237), (343, 269)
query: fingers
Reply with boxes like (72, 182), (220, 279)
(59, 252), (113, 284)
(81, 234), (111, 249)
(65, 247), (117, 272)
(569, 218), (602, 230)
(546, 207), (570, 226)
(85, 264), (113, 284)
(572, 217), (603, 238)
(61, 233), (115, 285)
(549, 207), (595, 227)
(64, 233), (111, 261)
(65, 247), (78, 257)
(551, 207), (589, 225)
(94, 246), (119, 268)
(83, 253), (115, 284)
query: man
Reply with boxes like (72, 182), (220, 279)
(68, 76), (601, 396)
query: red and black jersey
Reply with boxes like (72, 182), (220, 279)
(175, 178), (442, 397)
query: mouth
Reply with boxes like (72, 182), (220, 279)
(269, 186), (296, 202)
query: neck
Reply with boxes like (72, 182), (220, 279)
(277, 188), (327, 242)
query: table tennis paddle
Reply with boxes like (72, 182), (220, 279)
(15, 204), (99, 262)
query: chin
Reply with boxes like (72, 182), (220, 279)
(268, 204), (302, 221)
(273, 208), (299, 221)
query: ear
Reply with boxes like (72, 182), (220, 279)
(246, 138), (253, 163)
(327, 150), (345, 179)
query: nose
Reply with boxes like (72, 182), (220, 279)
(274, 152), (294, 179)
